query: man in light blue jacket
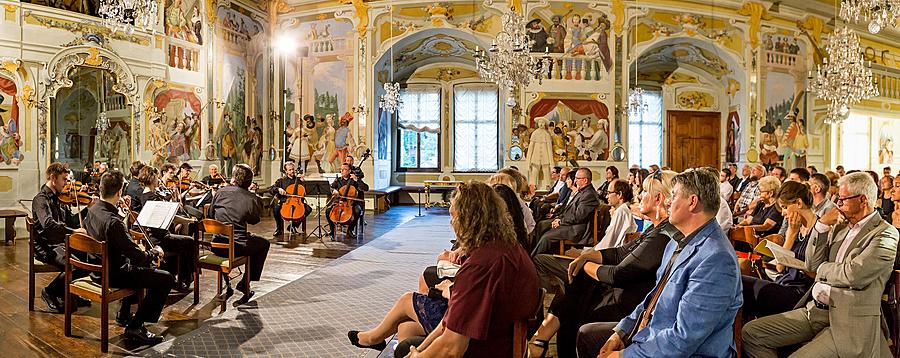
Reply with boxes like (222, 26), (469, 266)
(578, 167), (743, 357)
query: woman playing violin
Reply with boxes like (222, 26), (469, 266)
(325, 162), (368, 240)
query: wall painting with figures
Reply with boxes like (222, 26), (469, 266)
(165, 0), (203, 45)
(280, 14), (355, 173)
(0, 75), (22, 166)
(147, 87), (203, 167)
(215, 4), (265, 175)
(526, 4), (613, 73)
(759, 32), (809, 170)
(523, 98), (611, 163)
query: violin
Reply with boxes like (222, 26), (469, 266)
(178, 177), (192, 191)
(118, 198), (163, 268)
(58, 180), (95, 207)
(279, 175), (306, 221)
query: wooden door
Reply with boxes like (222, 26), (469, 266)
(667, 111), (720, 172)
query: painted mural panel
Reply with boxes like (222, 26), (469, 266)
(23, 0), (100, 16)
(218, 52), (247, 172)
(526, 99), (611, 162)
(165, 0), (203, 44)
(528, 6), (612, 72)
(876, 117), (898, 167)
(149, 88), (202, 164)
(0, 76), (22, 166)
(761, 68), (809, 169)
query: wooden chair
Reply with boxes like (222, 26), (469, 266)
(195, 218), (250, 312)
(555, 204), (612, 255)
(729, 226), (757, 252)
(27, 217), (63, 311)
(129, 229), (181, 277)
(513, 288), (546, 358)
(64, 232), (139, 353)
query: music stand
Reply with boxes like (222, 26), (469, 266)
(304, 179), (332, 246)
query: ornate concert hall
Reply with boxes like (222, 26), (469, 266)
(1, 0), (900, 356)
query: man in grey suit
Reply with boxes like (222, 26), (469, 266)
(531, 168), (599, 256)
(743, 172), (899, 357)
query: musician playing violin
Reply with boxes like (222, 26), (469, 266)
(125, 161), (146, 211)
(326, 162), (369, 240)
(83, 170), (173, 345)
(31, 163), (91, 313)
(201, 164), (227, 188)
(270, 161), (312, 237)
(159, 163), (179, 199)
(133, 166), (197, 292)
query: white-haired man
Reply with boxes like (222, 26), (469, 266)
(743, 172), (899, 357)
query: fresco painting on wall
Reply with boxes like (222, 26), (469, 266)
(218, 53), (247, 174)
(528, 9), (613, 72)
(151, 89), (202, 163)
(764, 34), (801, 55)
(876, 118), (897, 166)
(24, 0), (100, 16)
(527, 99), (610, 162)
(166, 0), (203, 44)
(760, 71), (808, 168)
(0, 77), (22, 166)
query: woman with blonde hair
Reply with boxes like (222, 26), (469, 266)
(350, 181), (540, 357)
(490, 171), (536, 234)
(737, 175), (784, 239)
(528, 171), (680, 358)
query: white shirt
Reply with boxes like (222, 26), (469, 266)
(811, 211), (880, 305)
(519, 198), (536, 234)
(595, 203), (637, 249)
(716, 198), (733, 232)
(719, 182), (734, 201)
(551, 180), (565, 194)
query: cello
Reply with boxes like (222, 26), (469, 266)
(279, 175), (307, 235)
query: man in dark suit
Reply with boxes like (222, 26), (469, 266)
(531, 168), (600, 256)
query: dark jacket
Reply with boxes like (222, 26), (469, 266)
(84, 200), (152, 276)
(207, 185), (262, 242)
(544, 187), (599, 244)
(32, 184), (74, 256)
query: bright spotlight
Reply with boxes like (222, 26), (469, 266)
(275, 34), (297, 55)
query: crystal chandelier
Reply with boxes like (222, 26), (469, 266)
(840, 0), (900, 33)
(97, 111), (110, 132)
(98, 0), (159, 33)
(380, 3), (402, 113)
(627, 87), (648, 117)
(807, 26), (879, 124)
(380, 82), (402, 113)
(474, 10), (552, 92)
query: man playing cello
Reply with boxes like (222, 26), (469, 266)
(270, 161), (312, 237)
(326, 163), (368, 240)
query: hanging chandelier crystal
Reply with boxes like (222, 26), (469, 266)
(627, 87), (648, 117)
(840, 0), (900, 33)
(97, 111), (110, 132)
(380, 82), (402, 113)
(474, 10), (552, 92)
(807, 26), (879, 124)
(98, 0), (159, 33)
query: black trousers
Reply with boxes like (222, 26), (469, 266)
(35, 244), (89, 298)
(113, 268), (174, 327)
(741, 275), (805, 319)
(273, 201), (311, 233)
(151, 232), (196, 284)
(211, 234), (270, 282)
(550, 275), (632, 358)
(325, 203), (362, 238)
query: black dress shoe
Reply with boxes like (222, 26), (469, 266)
(234, 290), (255, 306)
(116, 310), (133, 327)
(41, 288), (63, 313)
(75, 296), (92, 307)
(173, 281), (192, 293)
(123, 326), (164, 345)
(347, 330), (387, 351)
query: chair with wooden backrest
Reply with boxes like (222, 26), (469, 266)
(129, 229), (181, 277)
(28, 217), (63, 311)
(64, 232), (139, 353)
(203, 204), (210, 219)
(729, 226), (757, 252)
(555, 204), (612, 255)
(195, 218), (250, 312)
(513, 288), (546, 358)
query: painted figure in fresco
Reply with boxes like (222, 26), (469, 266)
(759, 126), (779, 166)
(527, 18), (550, 52)
(324, 114), (337, 171)
(548, 15), (567, 53)
(192, 7), (203, 45)
(329, 112), (355, 166)
(166, 0), (189, 40)
(526, 117), (554, 188)
(576, 118), (595, 159)
(301, 115), (323, 174)
(551, 126), (567, 162)
(570, 16), (613, 72)
(287, 115), (310, 166)
(586, 118), (609, 160)
(220, 114), (236, 175)
(567, 14), (584, 51)
(881, 138), (895, 164)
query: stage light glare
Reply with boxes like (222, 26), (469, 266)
(275, 35), (297, 55)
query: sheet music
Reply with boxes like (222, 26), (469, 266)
(135, 201), (180, 230)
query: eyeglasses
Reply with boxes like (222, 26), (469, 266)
(607, 191), (619, 195)
(836, 194), (862, 205)
(575, 177), (588, 181)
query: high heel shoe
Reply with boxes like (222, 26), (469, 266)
(527, 339), (549, 358)
(347, 330), (387, 351)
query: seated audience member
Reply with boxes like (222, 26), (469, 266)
(530, 167), (571, 221)
(893, 175), (900, 230)
(542, 170), (576, 220)
(531, 168), (600, 256)
(788, 167), (810, 183)
(528, 171), (679, 358)
(489, 173), (535, 235)
(743, 172), (899, 357)
(807, 165), (818, 175)
(880, 174), (895, 221)
(719, 168), (734, 201)
(733, 164), (753, 194)
(597, 167), (619, 204)
(741, 181), (815, 319)
(824, 170), (840, 201)
(770, 166), (787, 182)
(736, 176), (783, 239)
(596, 179), (637, 249)
(351, 181), (540, 357)
(775, 173), (835, 241)
(734, 164), (766, 217)
(578, 168), (742, 357)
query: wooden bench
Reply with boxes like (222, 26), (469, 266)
(0, 208), (29, 245)
(366, 186), (402, 213)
